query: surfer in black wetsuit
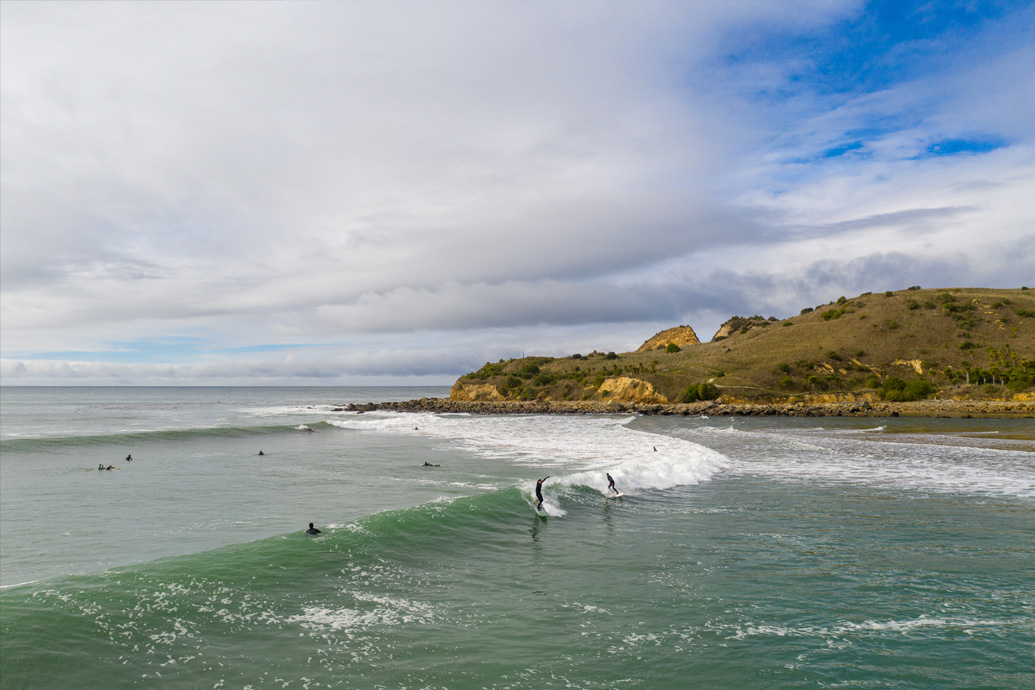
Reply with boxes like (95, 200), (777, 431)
(422, 461), (439, 467)
(607, 473), (619, 495)
(98, 464), (105, 470)
(306, 522), (321, 535)
(535, 476), (549, 511)
(125, 454), (133, 462)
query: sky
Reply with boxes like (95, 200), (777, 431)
(1, 0), (1033, 386)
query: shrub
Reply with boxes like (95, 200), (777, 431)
(800, 307), (814, 314)
(1016, 309), (1035, 318)
(856, 350), (865, 358)
(837, 296), (847, 304)
(879, 377), (935, 401)
(571, 353), (583, 359)
(828, 351), (842, 361)
(518, 363), (541, 379)
(697, 382), (720, 400)
(783, 321), (793, 327)
(532, 373), (554, 386)
(768, 316), (778, 322)
(779, 362), (791, 373)
(959, 341), (980, 350)
(605, 351), (619, 360)
(666, 343), (681, 353)
(679, 385), (699, 403)
(885, 291), (894, 297)
(821, 308), (845, 321)
(888, 320), (899, 329)
(907, 285), (922, 291)
(780, 376), (794, 389)
(906, 299), (920, 310)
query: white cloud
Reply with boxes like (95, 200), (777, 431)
(1, 1), (1031, 385)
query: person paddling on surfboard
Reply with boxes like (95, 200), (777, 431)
(607, 473), (619, 495)
(306, 522), (321, 535)
(535, 477), (549, 511)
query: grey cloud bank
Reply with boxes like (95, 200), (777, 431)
(2, 1), (1032, 385)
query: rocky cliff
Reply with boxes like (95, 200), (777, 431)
(635, 325), (700, 352)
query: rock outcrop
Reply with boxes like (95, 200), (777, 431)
(598, 377), (667, 403)
(712, 315), (775, 340)
(636, 326), (700, 353)
(450, 381), (505, 401)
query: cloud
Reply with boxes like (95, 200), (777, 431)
(1, 1), (1032, 385)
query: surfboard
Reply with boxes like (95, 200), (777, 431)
(608, 492), (623, 498)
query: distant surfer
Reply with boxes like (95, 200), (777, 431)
(125, 454), (133, 462)
(422, 461), (439, 467)
(607, 473), (619, 495)
(106, 465), (115, 470)
(653, 446), (657, 452)
(98, 464), (105, 470)
(258, 450), (264, 456)
(306, 522), (322, 535)
(535, 476), (549, 511)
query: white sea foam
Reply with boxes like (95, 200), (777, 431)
(329, 412), (729, 500)
(673, 423), (1035, 501)
(726, 614), (1013, 641)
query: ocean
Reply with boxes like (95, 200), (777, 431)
(1, 386), (1032, 689)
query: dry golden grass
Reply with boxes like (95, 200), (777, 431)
(457, 287), (1035, 402)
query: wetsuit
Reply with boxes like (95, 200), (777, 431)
(306, 523), (322, 535)
(535, 477), (549, 510)
(607, 473), (618, 494)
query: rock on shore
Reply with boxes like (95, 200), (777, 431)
(343, 398), (1033, 418)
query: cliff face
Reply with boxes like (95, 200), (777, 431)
(712, 315), (774, 340)
(598, 376), (668, 403)
(635, 326), (700, 352)
(450, 381), (505, 401)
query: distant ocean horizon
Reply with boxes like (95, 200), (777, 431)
(2, 386), (1032, 689)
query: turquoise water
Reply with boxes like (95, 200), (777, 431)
(1, 388), (1033, 688)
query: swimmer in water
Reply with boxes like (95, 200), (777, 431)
(607, 472), (619, 495)
(258, 450), (264, 456)
(535, 476), (549, 511)
(306, 522), (322, 535)
(125, 454), (133, 462)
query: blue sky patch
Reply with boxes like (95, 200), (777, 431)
(924, 137), (1007, 157)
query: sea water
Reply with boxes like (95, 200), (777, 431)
(1, 387), (1032, 689)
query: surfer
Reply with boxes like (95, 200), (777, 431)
(98, 464), (105, 470)
(125, 454), (133, 462)
(305, 522), (322, 535)
(422, 461), (439, 467)
(106, 465), (115, 470)
(653, 446), (657, 452)
(258, 450), (264, 456)
(607, 473), (619, 495)
(535, 476), (549, 511)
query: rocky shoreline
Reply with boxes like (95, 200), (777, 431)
(340, 397), (1034, 418)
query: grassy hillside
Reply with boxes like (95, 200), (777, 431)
(455, 287), (1035, 403)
